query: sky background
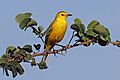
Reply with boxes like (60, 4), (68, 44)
(0, 0), (120, 80)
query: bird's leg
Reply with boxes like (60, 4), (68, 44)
(52, 47), (58, 57)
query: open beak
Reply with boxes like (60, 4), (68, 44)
(67, 14), (72, 16)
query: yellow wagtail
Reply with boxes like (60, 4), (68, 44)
(43, 11), (72, 62)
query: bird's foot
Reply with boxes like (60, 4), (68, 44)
(53, 49), (58, 57)
(61, 46), (67, 54)
(55, 44), (68, 54)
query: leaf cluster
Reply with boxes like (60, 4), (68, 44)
(0, 44), (32, 78)
(0, 43), (47, 78)
(71, 18), (111, 46)
(15, 12), (44, 35)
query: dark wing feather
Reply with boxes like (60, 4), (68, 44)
(44, 25), (52, 49)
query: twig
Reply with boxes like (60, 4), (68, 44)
(67, 31), (75, 45)
(38, 35), (45, 43)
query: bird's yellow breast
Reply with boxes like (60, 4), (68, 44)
(48, 18), (67, 44)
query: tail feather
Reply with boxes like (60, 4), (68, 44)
(43, 45), (52, 62)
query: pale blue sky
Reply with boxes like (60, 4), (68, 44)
(0, 0), (120, 80)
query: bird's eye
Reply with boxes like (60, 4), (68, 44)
(61, 14), (64, 16)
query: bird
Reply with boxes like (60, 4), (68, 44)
(42, 11), (72, 62)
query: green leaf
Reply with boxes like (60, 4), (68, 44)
(13, 50), (24, 58)
(71, 23), (85, 38)
(70, 24), (79, 32)
(86, 29), (97, 37)
(91, 24), (111, 46)
(31, 58), (36, 66)
(38, 26), (44, 33)
(105, 28), (110, 36)
(19, 18), (31, 30)
(15, 63), (24, 75)
(27, 19), (37, 27)
(78, 23), (85, 32)
(87, 20), (100, 29)
(74, 18), (82, 24)
(99, 36), (111, 45)
(5, 67), (9, 76)
(77, 31), (84, 37)
(25, 54), (32, 61)
(15, 12), (37, 31)
(98, 36), (109, 46)
(71, 24), (85, 32)
(93, 25), (111, 42)
(15, 13), (32, 24)
(93, 25), (107, 36)
(0, 58), (2, 64)
(104, 28), (111, 40)
(0, 57), (8, 69)
(8, 61), (24, 77)
(70, 18), (85, 32)
(1, 54), (9, 60)
(71, 18), (85, 33)
(34, 44), (41, 50)
(38, 61), (48, 70)
(24, 13), (32, 18)
(6, 46), (16, 55)
(22, 44), (33, 53)
(11, 66), (17, 78)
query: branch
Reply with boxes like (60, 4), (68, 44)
(32, 41), (89, 57)
(111, 41), (120, 45)
(32, 40), (120, 57)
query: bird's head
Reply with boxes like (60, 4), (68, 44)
(55, 11), (72, 20)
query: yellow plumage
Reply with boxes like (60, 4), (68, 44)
(43, 11), (72, 62)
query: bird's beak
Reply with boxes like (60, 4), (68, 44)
(67, 14), (72, 16)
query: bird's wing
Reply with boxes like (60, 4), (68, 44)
(44, 24), (53, 49)
(41, 24), (52, 37)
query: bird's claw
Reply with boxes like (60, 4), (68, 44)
(61, 46), (67, 54)
(53, 50), (58, 57)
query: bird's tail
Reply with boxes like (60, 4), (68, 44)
(42, 45), (52, 62)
